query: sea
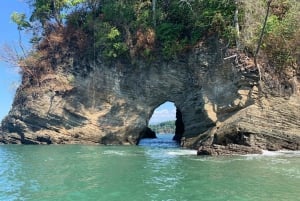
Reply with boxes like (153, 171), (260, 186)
(0, 134), (300, 201)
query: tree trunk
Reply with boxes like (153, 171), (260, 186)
(152, 0), (156, 27)
(234, 0), (240, 49)
(254, 0), (273, 81)
(51, 0), (62, 27)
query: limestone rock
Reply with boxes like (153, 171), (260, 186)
(197, 144), (263, 156)
(139, 127), (157, 140)
(1, 44), (300, 155)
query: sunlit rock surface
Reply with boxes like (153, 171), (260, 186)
(1, 41), (300, 155)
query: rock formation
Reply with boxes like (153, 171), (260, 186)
(1, 38), (300, 155)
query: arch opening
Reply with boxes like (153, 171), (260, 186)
(138, 101), (184, 147)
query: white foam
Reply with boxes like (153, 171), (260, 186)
(261, 150), (300, 156)
(103, 150), (126, 156)
(167, 149), (197, 156)
(277, 150), (300, 155)
(262, 150), (283, 156)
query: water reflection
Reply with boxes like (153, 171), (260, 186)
(139, 134), (186, 200)
(139, 133), (179, 148)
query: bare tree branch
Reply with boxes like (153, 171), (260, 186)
(0, 44), (21, 67)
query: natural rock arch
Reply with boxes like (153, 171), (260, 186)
(141, 101), (183, 142)
(1, 45), (300, 154)
(147, 101), (176, 126)
(1, 50), (219, 145)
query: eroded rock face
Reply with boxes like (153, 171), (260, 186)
(1, 42), (300, 155)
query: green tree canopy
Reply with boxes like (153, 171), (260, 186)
(28, 0), (85, 26)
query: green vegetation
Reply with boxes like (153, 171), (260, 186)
(149, 121), (175, 134)
(241, 0), (299, 72)
(28, 0), (85, 27)
(11, 0), (239, 59)
(4, 0), (299, 83)
(262, 0), (300, 71)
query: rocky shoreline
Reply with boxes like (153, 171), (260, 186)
(1, 46), (300, 155)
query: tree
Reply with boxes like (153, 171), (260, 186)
(11, 12), (31, 31)
(11, 12), (32, 57)
(28, 0), (85, 27)
(152, 0), (156, 27)
(254, 0), (273, 81)
(234, 0), (240, 49)
(262, 0), (300, 71)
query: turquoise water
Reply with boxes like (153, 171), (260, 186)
(1, 134), (300, 201)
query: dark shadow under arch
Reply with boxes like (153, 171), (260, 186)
(138, 101), (184, 145)
(173, 108), (184, 142)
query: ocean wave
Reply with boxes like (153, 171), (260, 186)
(167, 150), (197, 156)
(262, 150), (300, 156)
(102, 150), (127, 156)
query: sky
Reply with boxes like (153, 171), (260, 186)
(0, 1), (175, 124)
(0, 0), (31, 122)
(149, 102), (176, 125)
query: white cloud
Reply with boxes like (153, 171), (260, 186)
(149, 108), (176, 125)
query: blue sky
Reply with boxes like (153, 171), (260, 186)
(0, 0), (31, 122)
(0, 1), (175, 124)
(149, 102), (176, 125)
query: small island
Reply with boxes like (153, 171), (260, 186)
(0, 0), (300, 155)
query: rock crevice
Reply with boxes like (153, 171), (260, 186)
(1, 44), (300, 155)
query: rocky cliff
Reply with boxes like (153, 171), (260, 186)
(1, 37), (300, 154)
